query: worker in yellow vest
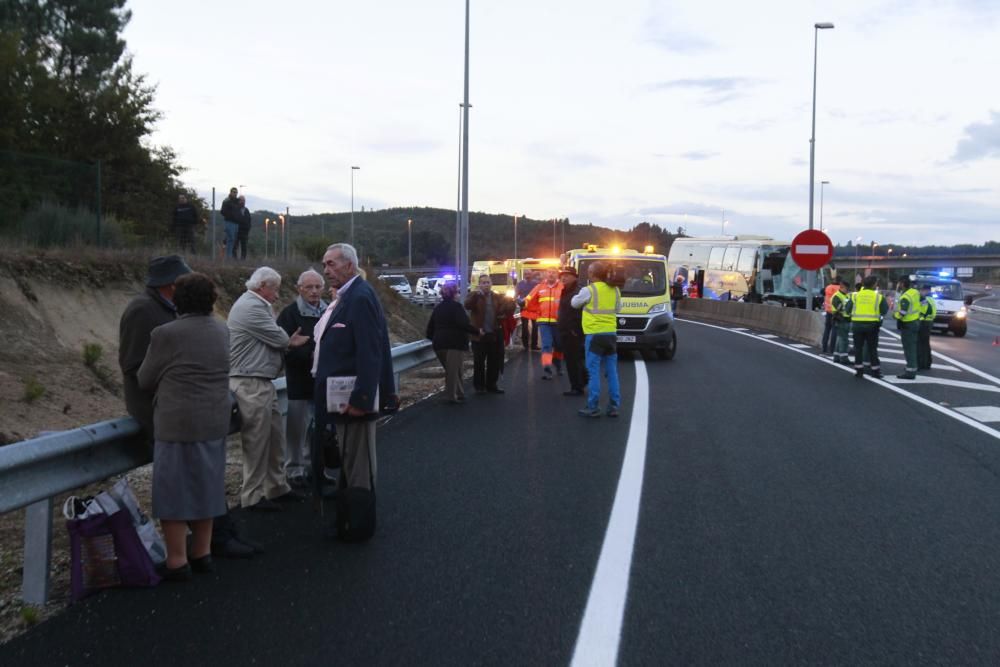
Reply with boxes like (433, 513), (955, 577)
(893, 276), (921, 379)
(571, 261), (621, 418)
(849, 274), (888, 379)
(821, 279), (840, 355)
(917, 283), (937, 371)
(830, 280), (852, 365)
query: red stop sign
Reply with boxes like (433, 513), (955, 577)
(790, 229), (834, 271)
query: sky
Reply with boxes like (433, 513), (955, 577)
(122, 0), (1000, 246)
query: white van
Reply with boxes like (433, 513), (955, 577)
(378, 274), (412, 296)
(415, 276), (444, 297)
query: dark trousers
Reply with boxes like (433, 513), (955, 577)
(174, 225), (196, 254)
(917, 322), (932, 369)
(237, 231), (249, 260)
(821, 312), (835, 353)
(899, 321), (919, 373)
(521, 318), (539, 349)
(853, 323), (881, 372)
(560, 329), (585, 391)
(472, 334), (503, 390)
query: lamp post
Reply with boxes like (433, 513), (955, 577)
(854, 235), (862, 280)
(806, 21), (835, 312)
(350, 166), (360, 246)
(279, 214), (286, 260)
(264, 218), (270, 258)
(407, 218), (412, 269)
(459, 0), (471, 295)
(820, 180), (830, 230)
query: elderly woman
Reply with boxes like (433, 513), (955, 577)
(137, 273), (230, 581)
(426, 281), (478, 403)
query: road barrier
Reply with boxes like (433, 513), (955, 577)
(676, 299), (825, 345)
(0, 339), (436, 605)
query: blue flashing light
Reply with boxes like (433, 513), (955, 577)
(939, 271), (950, 277)
(441, 274), (455, 280)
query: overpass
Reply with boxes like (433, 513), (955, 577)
(832, 253), (1000, 283)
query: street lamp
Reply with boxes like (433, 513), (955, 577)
(820, 180), (830, 230)
(407, 218), (412, 269)
(278, 214), (286, 259)
(854, 235), (862, 279)
(807, 21), (835, 311)
(350, 166), (360, 246)
(264, 218), (270, 258)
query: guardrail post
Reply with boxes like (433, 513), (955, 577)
(22, 497), (53, 605)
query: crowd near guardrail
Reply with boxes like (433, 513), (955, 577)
(0, 340), (436, 605)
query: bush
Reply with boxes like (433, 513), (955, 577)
(20, 606), (40, 626)
(82, 342), (103, 367)
(12, 201), (139, 248)
(22, 377), (45, 403)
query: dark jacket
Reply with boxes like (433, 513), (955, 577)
(220, 195), (241, 223)
(313, 278), (387, 422)
(464, 289), (515, 342)
(137, 314), (231, 442)
(426, 299), (477, 351)
(118, 288), (177, 435)
(557, 281), (584, 337)
(276, 296), (327, 400)
(238, 207), (252, 234)
(172, 203), (198, 228)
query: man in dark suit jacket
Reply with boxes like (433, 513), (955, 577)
(315, 243), (393, 496)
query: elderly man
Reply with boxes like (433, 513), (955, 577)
(314, 244), (393, 540)
(229, 266), (309, 511)
(276, 268), (328, 487)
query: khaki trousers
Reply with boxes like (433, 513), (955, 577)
(436, 349), (466, 400)
(230, 376), (290, 506)
(335, 420), (377, 491)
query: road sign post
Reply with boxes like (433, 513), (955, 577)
(791, 229), (834, 311)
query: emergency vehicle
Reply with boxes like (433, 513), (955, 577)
(471, 260), (512, 297)
(909, 270), (970, 337)
(564, 245), (677, 360)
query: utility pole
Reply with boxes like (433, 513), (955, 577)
(460, 0), (471, 294)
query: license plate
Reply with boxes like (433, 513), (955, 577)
(616, 335), (636, 343)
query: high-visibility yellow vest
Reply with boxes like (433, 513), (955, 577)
(920, 295), (938, 322)
(831, 290), (850, 320)
(895, 288), (921, 323)
(850, 289), (883, 323)
(582, 281), (620, 334)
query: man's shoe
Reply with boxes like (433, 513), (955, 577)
(854, 370), (864, 378)
(896, 372), (916, 380)
(578, 408), (601, 418)
(287, 473), (310, 490)
(211, 537), (255, 559)
(871, 371), (884, 379)
(541, 372), (552, 381)
(563, 389), (584, 396)
(487, 387), (505, 394)
(247, 498), (283, 512)
(606, 407), (620, 418)
(273, 490), (307, 503)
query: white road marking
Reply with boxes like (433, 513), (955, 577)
(790, 343), (812, 349)
(955, 406), (1000, 423)
(571, 360), (649, 667)
(883, 376), (1000, 393)
(730, 327), (749, 331)
(758, 333), (779, 339)
(676, 318), (1000, 442)
(873, 358), (960, 371)
(882, 331), (1000, 387)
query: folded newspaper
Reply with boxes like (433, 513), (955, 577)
(326, 376), (378, 414)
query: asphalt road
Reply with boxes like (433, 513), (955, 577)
(4, 319), (1000, 665)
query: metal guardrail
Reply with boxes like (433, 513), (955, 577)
(0, 339), (436, 605)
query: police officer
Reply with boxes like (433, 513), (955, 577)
(917, 283), (936, 371)
(894, 276), (921, 379)
(830, 279), (851, 365)
(849, 274), (888, 379)
(571, 261), (622, 417)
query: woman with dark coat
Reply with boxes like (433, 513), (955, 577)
(426, 281), (478, 403)
(138, 272), (230, 582)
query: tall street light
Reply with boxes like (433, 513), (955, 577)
(820, 180), (830, 230)
(350, 166), (360, 246)
(459, 0), (471, 295)
(854, 235), (863, 280)
(407, 218), (413, 269)
(806, 21), (835, 312)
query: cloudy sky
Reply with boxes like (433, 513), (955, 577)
(123, 0), (1000, 246)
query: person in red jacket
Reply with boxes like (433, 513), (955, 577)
(523, 268), (564, 380)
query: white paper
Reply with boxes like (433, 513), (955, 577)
(326, 375), (378, 414)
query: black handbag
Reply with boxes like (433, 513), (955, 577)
(227, 391), (242, 435)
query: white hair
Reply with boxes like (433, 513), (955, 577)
(297, 268), (324, 285)
(246, 266), (282, 291)
(326, 243), (359, 269)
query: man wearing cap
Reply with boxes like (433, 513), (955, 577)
(557, 266), (586, 396)
(119, 255), (258, 558)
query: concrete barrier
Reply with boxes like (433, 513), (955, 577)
(676, 299), (824, 345)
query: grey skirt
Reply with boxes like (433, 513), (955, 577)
(152, 437), (227, 521)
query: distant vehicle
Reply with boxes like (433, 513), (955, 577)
(666, 235), (832, 309)
(908, 271), (969, 337)
(378, 274), (412, 296)
(471, 260), (514, 297)
(415, 276), (446, 297)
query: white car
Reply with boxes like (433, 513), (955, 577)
(378, 274), (412, 296)
(415, 276), (444, 297)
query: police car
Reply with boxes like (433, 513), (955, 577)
(910, 271), (969, 337)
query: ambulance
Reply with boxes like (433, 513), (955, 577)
(564, 244), (677, 360)
(471, 260), (512, 297)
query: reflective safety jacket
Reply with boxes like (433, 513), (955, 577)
(920, 295), (938, 322)
(894, 288), (922, 323)
(824, 283), (840, 313)
(850, 288), (886, 323)
(831, 290), (850, 321)
(523, 281), (563, 324)
(581, 281), (621, 335)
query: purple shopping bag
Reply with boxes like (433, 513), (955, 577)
(66, 501), (161, 602)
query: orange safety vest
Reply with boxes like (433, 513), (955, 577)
(823, 283), (840, 313)
(523, 281), (562, 323)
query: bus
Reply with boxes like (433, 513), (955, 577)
(666, 235), (832, 308)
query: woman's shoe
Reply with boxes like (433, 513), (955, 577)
(189, 555), (215, 574)
(161, 563), (192, 582)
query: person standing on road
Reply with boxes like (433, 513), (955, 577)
(426, 281), (478, 404)
(917, 284), (937, 371)
(849, 274), (888, 379)
(557, 266), (586, 396)
(670, 275), (685, 312)
(137, 273), (230, 581)
(572, 261), (622, 418)
(464, 274), (515, 394)
(237, 196), (252, 261)
(821, 279), (840, 355)
(523, 268), (564, 380)
(220, 187), (242, 259)
(276, 269), (328, 488)
(172, 194), (198, 254)
(229, 267), (310, 511)
(894, 276), (921, 380)
(830, 280), (852, 365)
(515, 270), (540, 350)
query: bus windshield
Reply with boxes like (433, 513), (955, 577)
(759, 246), (830, 298)
(578, 259), (667, 297)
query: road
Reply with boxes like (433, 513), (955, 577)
(4, 319), (1000, 665)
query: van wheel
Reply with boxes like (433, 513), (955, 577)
(952, 325), (967, 338)
(656, 331), (677, 360)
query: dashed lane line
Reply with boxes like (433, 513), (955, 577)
(875, 357), (960, 372)
(883, 376), (1000, 393)
(789, 343), (812, 349)
(676, 318), (1000, 442)
(881, 331), (1000, 387)
(955, 407), (1000, 423)
(571, 360), (649, 667)
(757, 333), (779, 339)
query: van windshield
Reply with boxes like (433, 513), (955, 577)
(383, 276), (408, 287)
(578, 259), (667, 296)
(917, 282), (963, 300)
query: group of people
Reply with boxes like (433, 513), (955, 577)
(119, 243), (393, 582)
(425, 262), (623, 417)
(170, 186), (252, 259)
(821, 274), (937, 380)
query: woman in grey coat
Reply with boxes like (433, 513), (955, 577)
(138, 272), (230, 582)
